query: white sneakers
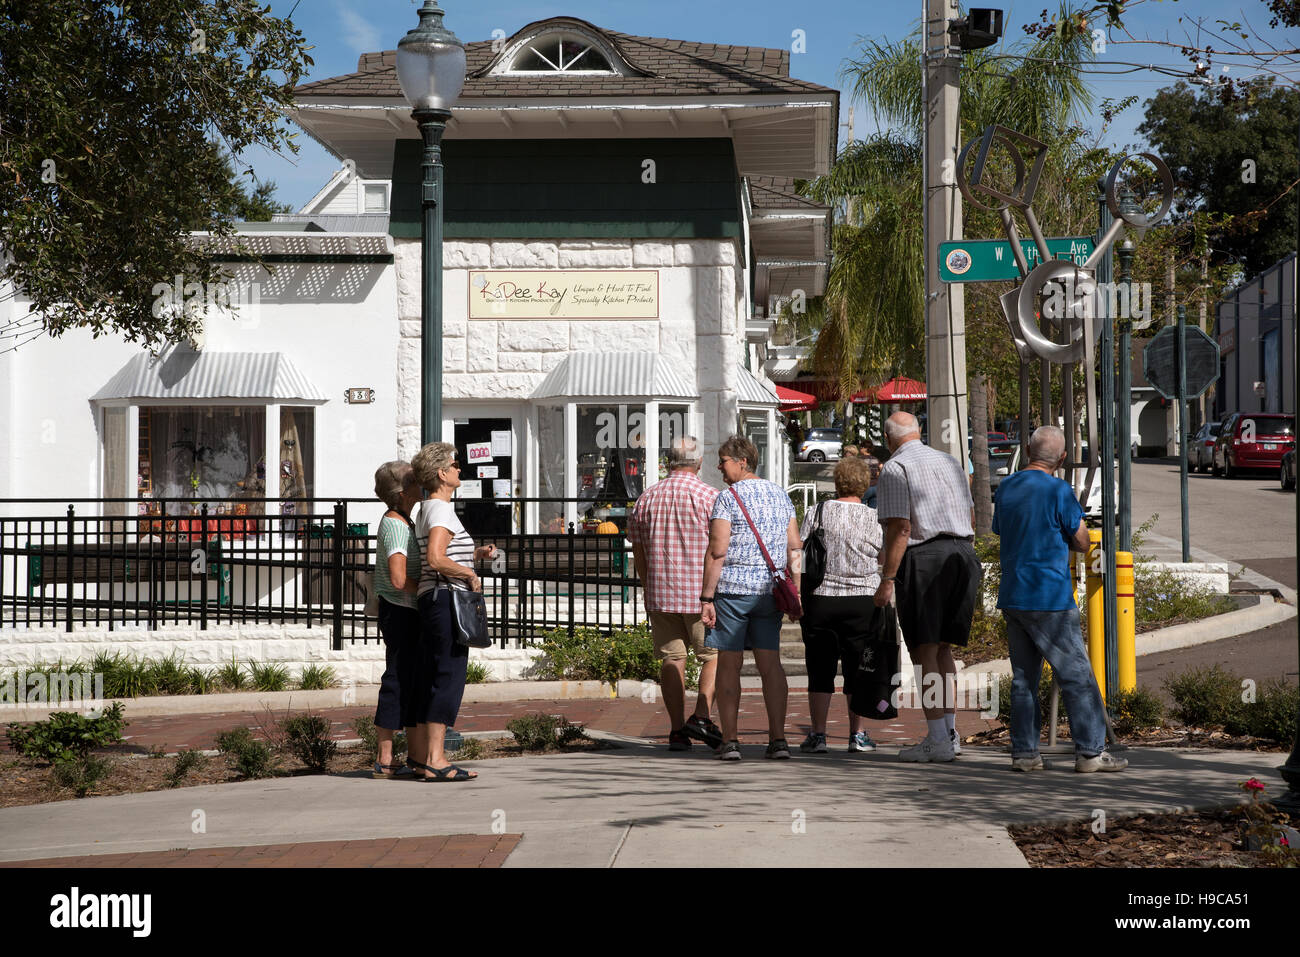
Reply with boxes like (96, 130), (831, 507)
(1011, 755), (1047, 772)
(950, 729), (962, 756)
(1075, 751), (1129, 772)
(898, 735), (956, 763)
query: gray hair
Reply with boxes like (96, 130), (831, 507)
(411, 442), (457, 493)
(884, 412), (920, 443)
(666, 435), (703, 469)
(1028, 426), (1066, 465)
(374, 460), (416, 510)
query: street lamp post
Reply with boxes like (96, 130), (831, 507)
(397, 1), (466, 446)
(1116, 234), (1135, 553)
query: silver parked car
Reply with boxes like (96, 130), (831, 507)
(1189, 421), (1222, 473)
(795, 427), (843, 462)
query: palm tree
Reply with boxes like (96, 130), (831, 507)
(794, 4), (1101, 396)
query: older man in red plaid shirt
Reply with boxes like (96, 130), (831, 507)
(628, 436), (723, 751)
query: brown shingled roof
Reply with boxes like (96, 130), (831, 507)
(295, 20), (835, 100)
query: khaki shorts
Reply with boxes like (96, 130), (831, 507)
(648, 612), (717, 662)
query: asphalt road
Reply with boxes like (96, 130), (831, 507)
(1126, 457), (1298, 692)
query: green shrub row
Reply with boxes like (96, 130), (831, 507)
(1164, 665), (1298, 745)
(1, 653), (338, 698)
(506, 713), (588, 751)
(532, 623), (701, 687)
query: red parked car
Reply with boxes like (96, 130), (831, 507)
(1212, 413), (1296, 478)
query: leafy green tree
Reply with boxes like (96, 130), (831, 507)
(1138, 78), (1298, 275)
(0, 0), (312, 348)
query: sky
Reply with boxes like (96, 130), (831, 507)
(249, 0), (1300, 210)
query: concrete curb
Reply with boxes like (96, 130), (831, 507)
(962, 595), (1294, 678)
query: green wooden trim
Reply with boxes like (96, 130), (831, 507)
(390, 137), (742, 240)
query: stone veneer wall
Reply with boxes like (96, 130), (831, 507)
(0, 625), (541, 685)
(392, 238), (746, 463)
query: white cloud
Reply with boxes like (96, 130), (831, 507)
(334, 1), (382, 56)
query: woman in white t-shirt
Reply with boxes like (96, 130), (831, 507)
(409, 441), (497, 782)
(797, 455), (884, 755)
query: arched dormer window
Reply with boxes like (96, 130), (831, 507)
(491, 28), (629, 76)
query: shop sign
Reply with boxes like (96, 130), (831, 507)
(469, 270), (659, 320)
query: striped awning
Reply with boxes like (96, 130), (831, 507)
(532, 352), (696, 400)
(735, 364), (780, 406)
(91, 347), (328, 403)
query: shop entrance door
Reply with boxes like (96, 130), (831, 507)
(452, 418), (515, 535)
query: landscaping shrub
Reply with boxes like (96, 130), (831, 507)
(1164, 665), (1244, 729)
(533, 623), (658, 683)
(506, 713), (587, 751)
(146, 652), (193, 695)
(994, 669), (1062, 725)
(1134, 566), (1235, 630)
(451, 737), (489, 760)
(165, 749), (208, 788)
(52, 754), (112, 797)
(215, 656), (247, 691)
(186, 667), (216, 695)
(1242, 680), (1300, 745)
(6, 702), (127, 763)
(248, 661), (290, 692)
(465, 660), (491, 684)
(353, 715), (378, 760)
(214, 727), (277, 780)
(90, 651), (154, 698)
(281, 713), (337, 772)
(1108, 686), (1165, 736)
(296, 663), (338, 691)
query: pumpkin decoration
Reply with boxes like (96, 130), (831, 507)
(596, 520), (620, 535)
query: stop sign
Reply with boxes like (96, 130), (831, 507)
(1143, 325), (1220, 400)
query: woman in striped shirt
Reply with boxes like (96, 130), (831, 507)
(410, 442), (497, 782)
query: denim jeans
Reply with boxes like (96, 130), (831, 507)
(1004, 606), (1107, 758)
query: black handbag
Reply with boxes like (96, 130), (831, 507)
(849, 603), (901, 720)
(801, 501), (828, 599)
(447, 588), (491, 648)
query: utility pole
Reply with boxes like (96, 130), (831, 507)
(923, 0), (968, 463)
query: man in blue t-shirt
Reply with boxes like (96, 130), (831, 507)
(992, 426), (1126, 773)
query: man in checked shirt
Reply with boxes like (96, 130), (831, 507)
(628, 436), (724, 751)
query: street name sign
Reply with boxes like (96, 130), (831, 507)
(939, 237), (1095, 283)
(1142, 324), (1220, 400)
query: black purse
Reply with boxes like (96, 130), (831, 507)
(800, 501), (828, 599)
(447, 587), (491, 649)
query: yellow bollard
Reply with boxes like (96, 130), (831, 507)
(1085, 529), (1105, 702)
(1116, 551), (1136, 693)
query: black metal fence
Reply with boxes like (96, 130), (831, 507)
(0, 498), (644, 649)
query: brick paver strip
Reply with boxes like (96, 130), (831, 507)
(1, 691), (994, 757)
(1, 835), (522, 868)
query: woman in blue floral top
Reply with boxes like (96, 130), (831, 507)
(700, 434), (801, 761)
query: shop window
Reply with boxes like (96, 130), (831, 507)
(136, 406), (271, 516)
(577, 404), (645, 532)
(656, 404), (690, 480)
(279, 406), (315, 518)
(102, 407), (128, 516)
(537, 406), (566, 533)
(739, 409), (770, 479)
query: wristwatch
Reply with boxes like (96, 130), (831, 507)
(699, 596), (715, 603)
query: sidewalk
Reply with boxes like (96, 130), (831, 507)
(0, 543), (1290, 867)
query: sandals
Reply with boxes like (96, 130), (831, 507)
(372, 759), (411, 779)
(416, 764), (476, 782)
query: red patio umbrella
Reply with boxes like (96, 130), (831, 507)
(775, 384), (819, 412)
(874, 377), (927, 402)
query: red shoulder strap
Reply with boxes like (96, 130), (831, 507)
(728, 485), (778, 575)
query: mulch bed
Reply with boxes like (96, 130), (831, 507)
(0, 736), (617, 809)
(1011, 806), (1300, 868)
(965, 721), (1291, 753)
